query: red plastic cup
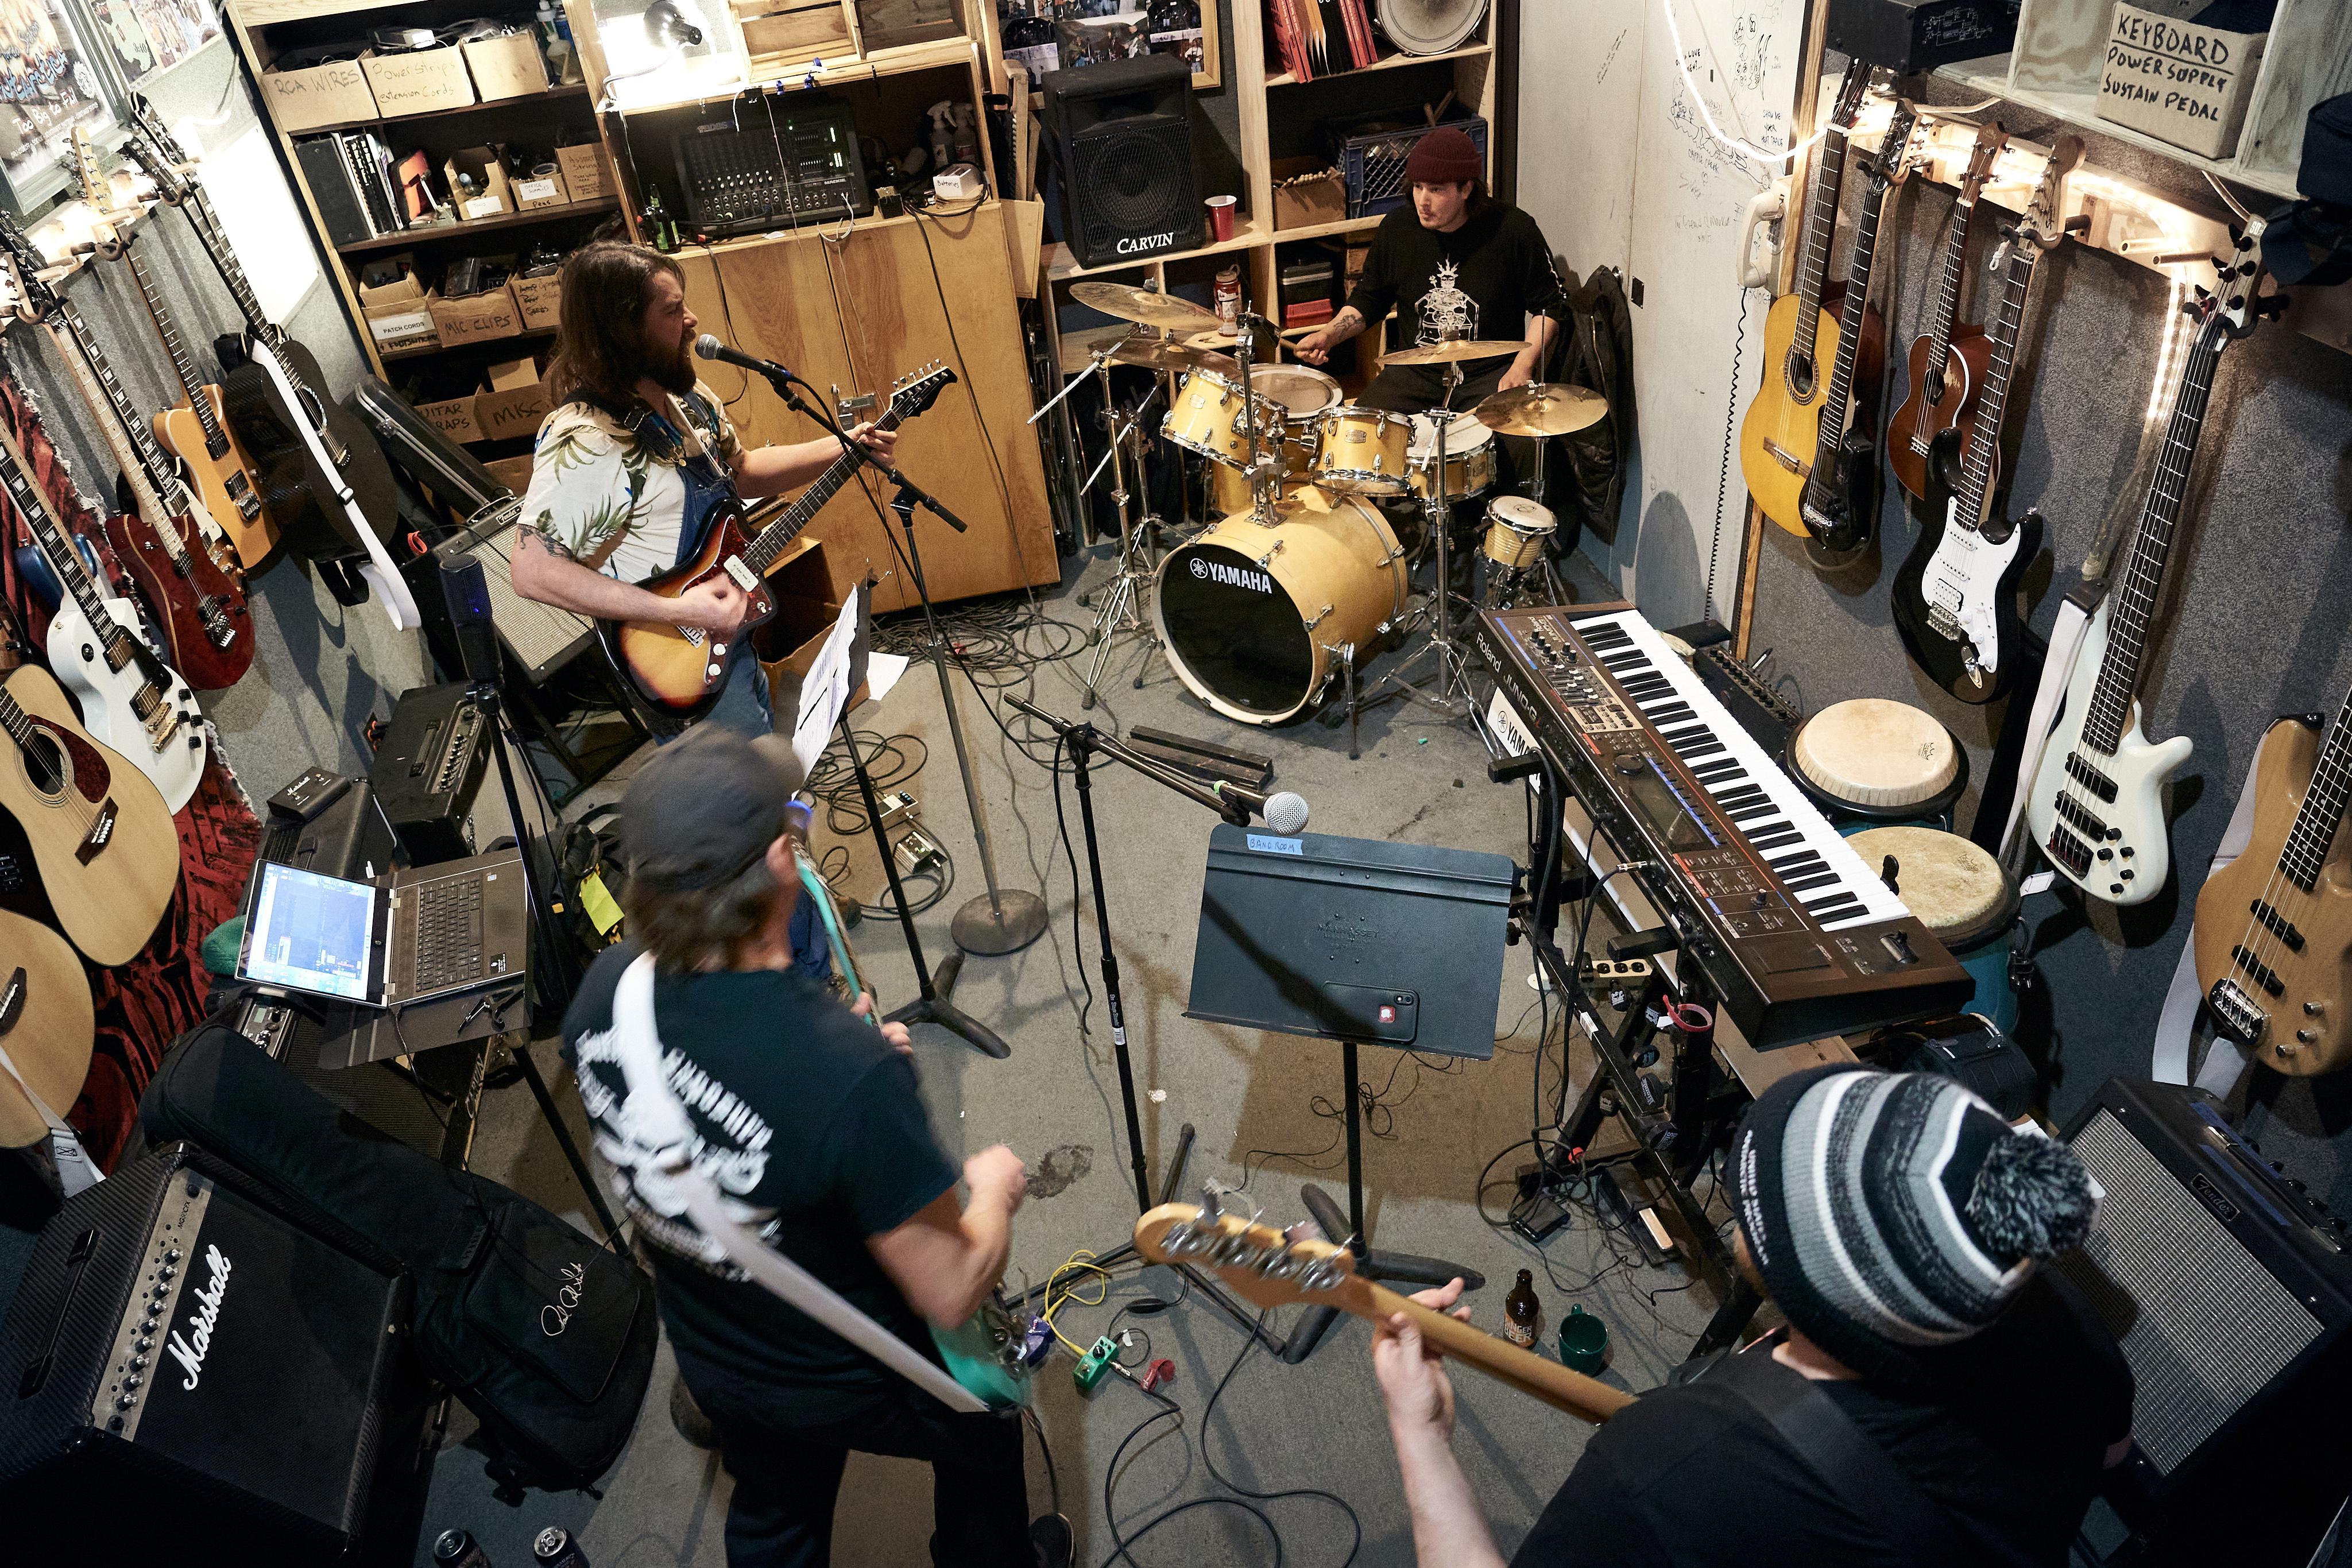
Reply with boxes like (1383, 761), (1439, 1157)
(1205, 194), (1237, 243)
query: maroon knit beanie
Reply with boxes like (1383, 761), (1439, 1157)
(1403, 125), (1481, 185)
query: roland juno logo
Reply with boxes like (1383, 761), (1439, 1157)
(166, 1244), (233, 1391)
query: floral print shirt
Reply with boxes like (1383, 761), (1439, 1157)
(519, 381), (741, 584)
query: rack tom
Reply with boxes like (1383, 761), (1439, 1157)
(1209, 366), (1342, 512)
(1310, 405), (1413, 495)
(1405, 411), (1497, 502)
(1163, 371), (1277, 467)
(1844, 824), (2021, 1035)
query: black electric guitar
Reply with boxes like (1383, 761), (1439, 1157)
(1793, 97), (1917, 560)
(1891, 137), (2081, 703)
(122, 97), (400, 597)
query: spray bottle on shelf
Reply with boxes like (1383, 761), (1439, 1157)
(926, 100), (956, 176)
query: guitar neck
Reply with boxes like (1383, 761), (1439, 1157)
(2281, 684), (2352, 891)
(182, 180), (276, 346)
(42, 305), (184, 539)
(1927, 195), (1976, 371)
(123, 244), (227, 452)
(2082, 316), (2229, 752)
(1804, 167), (1891, 485)
(1952, 246), (2038, 523)
(0, 423), (124, 642)
(0, 683), (33, 754)
(1345, 1279), (1633, 1424)
(741, 406), (908, 575)
(1790, 126), (1850, 365)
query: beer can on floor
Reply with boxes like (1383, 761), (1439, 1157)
(535, 1526), (590, 1568)
(434, 1530), (493, 1568)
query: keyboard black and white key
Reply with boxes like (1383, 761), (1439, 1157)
(1473, 603), (1972, 1048)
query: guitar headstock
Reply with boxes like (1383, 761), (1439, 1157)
(890, 361), (958, 420)
(0, 215), (58, 319)
(1957, 119), (2008, 205)
(2013, 134), (2084, 253)
(122, 99), (191, 206)
(1828, 57), (1874, 132)
(1134, 1201), (1368, 1311)
(1872, 99), (1921, 187)
(68, 128), (109, 212)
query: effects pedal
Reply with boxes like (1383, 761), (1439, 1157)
(877, 789), (919, 831)
(1510, 1184), (1573, 1244)
(893, 824), (943, 876)
(1074, 1335), (1119, 1392)
(1593, 1168), (1676, 1265)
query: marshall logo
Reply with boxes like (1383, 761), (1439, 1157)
(165, 1245), (232, 1390)
(1187, 559), (1274, 594)
(543, 1257), (588, 1337)
(1115, 232), (1175, 255)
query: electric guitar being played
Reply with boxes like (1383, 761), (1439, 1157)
(122, 99), (410, 622)
(70, 126), (276, 571)
(1885, 120), (2007, 505)
(598, 364), (957, 727)
(0, 212), (251, 692)
(0, 415), (206, 813)
(1892, 136), (2082, 704)
(2023, 234), (2281, 906)
(1135, 1202), (1633, 1423)
(2192, 675), (2352, 1075)
(1738, 60), (1882, 544)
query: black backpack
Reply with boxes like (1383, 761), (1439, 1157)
(1552, 265), (1636, 552)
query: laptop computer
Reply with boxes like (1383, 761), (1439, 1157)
(235, 849), (531, 1009)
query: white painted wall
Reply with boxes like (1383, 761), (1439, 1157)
(1519, 0), (1807, 631)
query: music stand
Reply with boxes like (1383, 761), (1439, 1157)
(1186, 825), (1510, 1359)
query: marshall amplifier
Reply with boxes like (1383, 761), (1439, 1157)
(2061, 1078), (2352, 1567)
(1041, 54), (1198, 268)
(0, 1143), (429, 1562)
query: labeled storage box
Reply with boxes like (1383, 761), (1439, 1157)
(739, 0), (852, 60)
(509, 273), (562, 330)
(355, 255), (425, 308)
(477, 357), (552, 441)
(462, 32), (551, 100)
(432, 285), (523, 347)
(444, 147), (515, 220)
(362, 45), (477, 116)
(510, 165), (571, 211)
(2094, 3), (2269, 160)
(416, 392), (482, 443)
(365, 291), (439, 353)
(258, 52), (377, 133)
(555, 142), (613, 201)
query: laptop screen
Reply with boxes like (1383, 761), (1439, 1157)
(240, 862), (378, 1001)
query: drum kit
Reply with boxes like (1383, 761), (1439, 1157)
(1036, 280), (1608, 734)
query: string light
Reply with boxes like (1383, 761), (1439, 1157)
(1656, 0), (1836, 166)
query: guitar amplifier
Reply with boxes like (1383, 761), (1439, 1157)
(2060, 1078), (2352, 1566)
(674, 98), (871, 238)
(1824, 0), (2021, 73)
(0, 1143), (429, 1561)
(1042, 55), (1198, 268)
(369, 683), (490, 865)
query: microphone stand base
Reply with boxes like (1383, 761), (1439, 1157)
(951, 888), (1049, 955)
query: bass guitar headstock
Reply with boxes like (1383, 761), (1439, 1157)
(2012, 134), (2085, 255)
(1134, 1201), (1370, 1313)
(889, 361), (958, 421)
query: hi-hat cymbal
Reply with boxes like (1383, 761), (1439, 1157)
(1380, 338), (1531, 366)
(1106, 336), (1238, 376)
(1473, 383), (1610, 438)
(1070, 280), (1220, 328)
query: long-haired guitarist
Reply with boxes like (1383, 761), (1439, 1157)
(510, 241), (896, 738)
(563, 729), (1040, 1567)
(1370, 1068), (2133, 1567)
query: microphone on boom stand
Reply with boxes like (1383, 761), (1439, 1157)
(1209, 780), (1310, 835)
(694, 334), (797, 384)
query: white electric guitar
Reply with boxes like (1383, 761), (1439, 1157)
(2024, 238), (2273, 905)
(0, 416), (206, 812)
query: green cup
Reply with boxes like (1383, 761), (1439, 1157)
(1557, 1304), (1607, 1375)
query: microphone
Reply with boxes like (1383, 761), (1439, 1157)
(1210, 779), (1309, 835)
(695, 334), (796, 384)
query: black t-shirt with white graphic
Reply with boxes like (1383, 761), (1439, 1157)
(1345, 200), (1564, 379)
(562, 940), (959, 1422)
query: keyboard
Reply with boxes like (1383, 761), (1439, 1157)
(408, 873), (484, 994)
(1473, 603), (1972, 1047)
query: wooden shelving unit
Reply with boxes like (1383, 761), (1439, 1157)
(334, 195), (620, 255)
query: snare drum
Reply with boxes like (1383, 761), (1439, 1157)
(1405, 412), (1497, 501)
(1163, 370), (1277, 466)
(1209, 366), (1341, 512)
(1845, 825), (2021, 1035)
(1481, 495), (1556, 568)
(1310, 405), (1413, 495)
(1785, 698), (1970, 828)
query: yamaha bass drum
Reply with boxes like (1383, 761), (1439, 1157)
(1153, 489), (1407, 723)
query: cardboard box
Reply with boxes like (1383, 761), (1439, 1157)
(462, 32), (550, 101)
(416, 392), (482, 443)
(432, 285), (523, 347)
(1271, 157), (1345, 232)
(362, 45), (477, 117)
(444, 148), (515, 221)
(509, 165), (571, 212)
(258, 54), (376, 133)
(555, 142), (613, 202)
(508, 273), (562, 330)
(748, 537), (865, 703)
(365, 291), (439, 352)
(485, 454), (535, 495)
(477, 357), (551, 441)
(355, 255), (425, 308)
(2095, 4), (2269, 161)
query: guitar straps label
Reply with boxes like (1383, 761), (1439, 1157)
(75, 798), (117, 865)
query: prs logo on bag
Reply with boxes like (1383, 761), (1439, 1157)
(165, 1245), (233, 1390)
(543, 1258), (589, 1337)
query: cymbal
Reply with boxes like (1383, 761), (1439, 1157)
(1106, 336), (1237, 376)
(1379, 338), (1531, 366)
(1185, 318), (1284, 359)
(1473, 383), (1610, 438)
(1070, 280), (1220, 328)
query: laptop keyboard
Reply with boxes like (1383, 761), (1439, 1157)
(410, 876), (483, 992)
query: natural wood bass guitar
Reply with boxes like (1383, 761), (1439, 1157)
(599, 364), (955, 726)
(1135, 1202), (1633, 1424)
(1739, 59), (1881, 543)
(2194, 680), (2352, 1077)
(1885, 120), (2007, 505)
(0, 664), (180, 966)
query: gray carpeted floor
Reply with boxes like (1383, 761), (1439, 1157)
(403, 537), (1745, 1567)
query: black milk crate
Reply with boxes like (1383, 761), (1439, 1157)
(1330, 113), (1488, 219)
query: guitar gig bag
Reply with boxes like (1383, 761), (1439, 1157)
(135, 1019), (655, 1497)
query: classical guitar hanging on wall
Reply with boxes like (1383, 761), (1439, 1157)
(1886, 119), (2008, 506)
(1891, 135), (2082, 704)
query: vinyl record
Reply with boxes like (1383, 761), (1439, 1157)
(1375, 0), (1488, 55)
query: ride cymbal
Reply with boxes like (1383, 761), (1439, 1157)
(1379, 338), (1531, 366)
(1472, 383), (1609, 438)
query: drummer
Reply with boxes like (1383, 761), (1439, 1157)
(1291, 125), (1565, 498)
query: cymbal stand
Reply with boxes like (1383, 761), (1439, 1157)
(1073, 362), (1165, 711)
(1351, 359), (1473, 730)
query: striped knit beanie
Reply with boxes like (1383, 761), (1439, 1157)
(1731, 1066), (2099, 1388)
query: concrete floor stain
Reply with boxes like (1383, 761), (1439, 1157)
(1026, 1144), (1095, 1199)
